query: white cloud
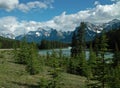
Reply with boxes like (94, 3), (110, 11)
(0, 16), (18, 32)
(17, 1), (48, 12)
(0, 0), (19, 11)
(47, 1), (120, 30)
(0, 0), (54, 12)
(94, 1), (100, 6)
(0, 1), (120, 36)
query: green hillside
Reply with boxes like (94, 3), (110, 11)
(0, 50), (86, 88)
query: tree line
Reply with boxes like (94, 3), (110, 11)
(38, 39), (69, 49)
(0, 36), (20, 49)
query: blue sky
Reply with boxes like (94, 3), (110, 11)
(0, 0), (115, 21)
(0, 0), (120, 36)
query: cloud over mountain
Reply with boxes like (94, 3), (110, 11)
(0, 1), (120, 36)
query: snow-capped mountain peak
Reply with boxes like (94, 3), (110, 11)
(35, 32), (41, 36)
(0, 19), (120, 42)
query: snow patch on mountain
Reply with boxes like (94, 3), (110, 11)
(0, 19), (120, 42)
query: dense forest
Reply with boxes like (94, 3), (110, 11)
(0, 36), (69, 50)
(0, 36), (20, 49)
(89, 28), (120, 51)
(70, 22), (120, 88)
(38, 39), (69, 49)
(106, 28), (120, 50)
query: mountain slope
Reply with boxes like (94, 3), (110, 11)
(1, 19), (119, 43)
(103, 19), (120, 31)
(15, 28), (73, 43)
(14, 19), (120, 43)
(74, 19), (120, 41)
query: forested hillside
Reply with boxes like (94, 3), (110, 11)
(92, 28), (120, 50)
(38, 39), (69, 49)
(0, 36), (20, 49)
(106, 28), (120, 50)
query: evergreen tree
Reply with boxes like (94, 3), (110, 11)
(15, 39), (29, 64)
(48, 67), (62, 88)
(70, 22), (89, 76)
(71, 32), (77, 57)
(112, 43), (120, 67)
(99, 32), (108, 88)
(40, 40), (47, 49)
(58, 49), (66, 69)
(90, 31), (108, 88)
(13, 41), (18, 62)
(67, 57), (80, 74)
(39, 77), (48, 88)
(58, 49), (63, 59)
(76, 51), (88, 76)
(88, 43), (96, 78)
(75, 22), (88, 76)
(47, 50), (63, 88)
(107, 42), (120, 88)
(14, 39), (41, 75)
(71, 22), (86, 57)
(94, 34), (100, 56)
(0, 42), (2, 49)
(107, 66), (120, 88)
(77, 22), (86, 54)
(26, 43), (40, 75)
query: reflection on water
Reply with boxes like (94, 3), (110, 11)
(39, 48), (114, 59)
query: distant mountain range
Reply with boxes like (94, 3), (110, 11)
(15, 28), (73, 43)
(0, 19), (120, 43)
(0, 31), (15, 39)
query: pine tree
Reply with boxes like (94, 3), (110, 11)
(58, 49), (63, 59)
(94, 34), (100, 56)
(76, 51), (88, 76)
(39, 77), (48, 88)
(107, 42), (120, 88)
(14, 38), (41, 75)
(112, 43), (120, 67)
(15, 39), (29, 64)
(47, 50), (63, 88)
(77, 22), (86, 54)
(48, 67), (62, 88)
(67, 57), (76, 74)
(91, 31), (108, 88)
(99, 32), (108, 88)
(70, 22), (89, 76)
(76, 22), (88, 76)
(13, 41), (18, 60)
(88, 43), (96, 78)
(0, 42), (2, 49)
(71, 32), (77, 57)
(58, 49), (66, 69)
(107, 66), (120, 88)
(71, 22), (86, 57)
(26, 43), (40, 75)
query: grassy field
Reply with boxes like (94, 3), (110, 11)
(0, 50), (87, 88)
